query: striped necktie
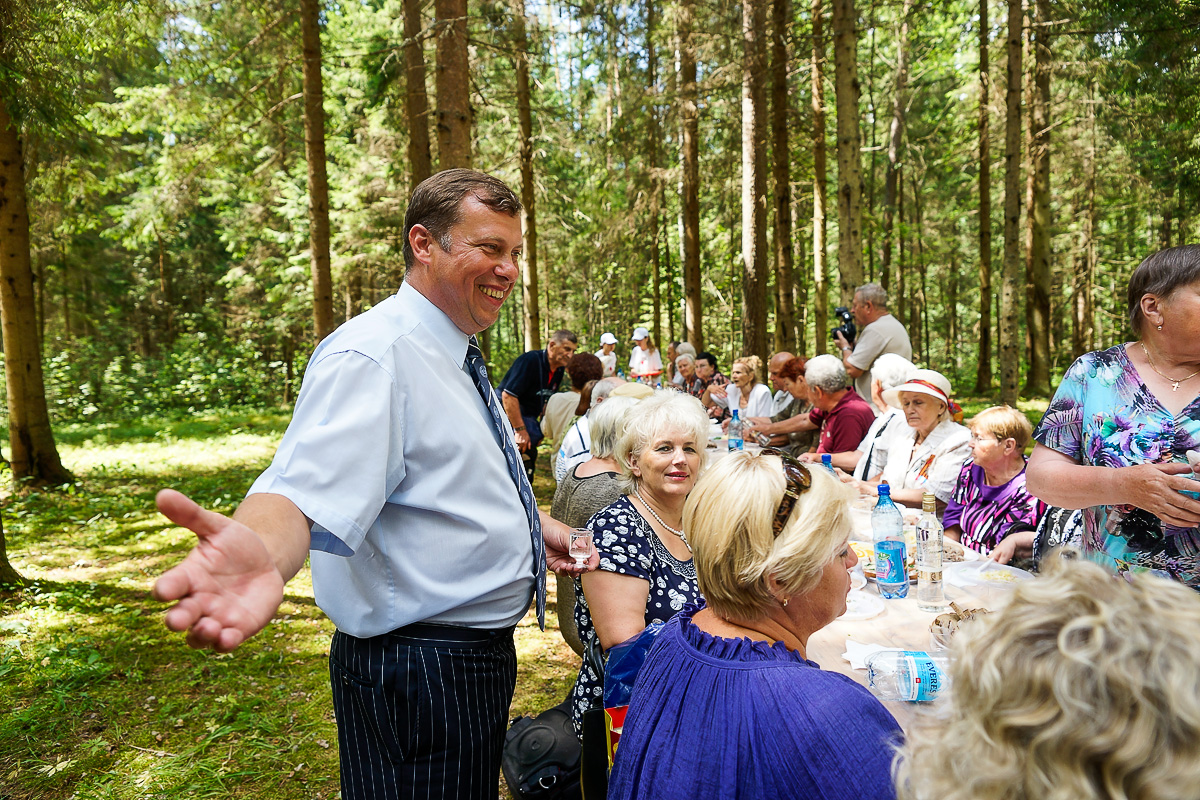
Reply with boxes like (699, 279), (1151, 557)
(464, 336), (547, 628)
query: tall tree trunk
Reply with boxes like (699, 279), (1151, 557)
(300, 0), (335, 343)
(0, 516), (24, 587)
(879, 0), (911, 292)
(742, 0), (769, 363)
(404, 0), (433, 188)
(1023, 0), (1051, 396)
(811, 0), (829, 355)
(0, 102), (73, 488)
(831, 0), (864, 304)
(346, 271), (363, 319)
(647, 1), (662, 348)
(435, 0), (472, 168)
(999, 0), (1023, 406)
(512, 0), (540, 351)
(974, 0), (993, 393)
(771, 0), (796, 352)
(678, 0), (703, 351)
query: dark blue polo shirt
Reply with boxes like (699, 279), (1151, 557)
(498, 349), (565, 418)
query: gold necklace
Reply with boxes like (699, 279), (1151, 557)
(1140, 343), (1200, 392)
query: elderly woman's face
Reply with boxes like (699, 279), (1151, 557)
(678, 359), (696, 380)
(730, 362), (754, 388)
(783, 376), (808, 402)
(968, 426), (1010, 470)
(900, 391), (945, 435)
(631, 428), (703, 500)
(800, 534), (857, 627)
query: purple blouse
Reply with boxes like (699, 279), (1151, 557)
(942, 460), (1046, 553)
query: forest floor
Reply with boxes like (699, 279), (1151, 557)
(0, 396), (1042, 798)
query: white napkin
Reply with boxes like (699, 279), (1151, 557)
(842, 639), (896, 670)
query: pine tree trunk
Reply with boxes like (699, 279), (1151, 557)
(811, 0), (829, 355)
(880, 0), (911, 292)
(647, 1), (662, 348)
(771, 0), (796, 353)
(404, 0), (433, 188)
(0, 516), (24, 588)
(742, 0), (769, 363)
(999, 0), (1023, 406)
(300, 0), (334, 343)
(435, 0), (472, 168)
(678, 0), (703, 351)
(1023, 0), (1051, 396)
(512, 0), (540, 351)
(0, 101), (73, 488)
(831, 0), (864, 304)
(974, 0), (993, 393)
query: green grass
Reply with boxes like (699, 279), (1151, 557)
(1, 411), (579, 799)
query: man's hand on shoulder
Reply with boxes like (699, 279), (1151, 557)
(153, 489), (288, 653)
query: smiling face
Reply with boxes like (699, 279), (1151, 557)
(677, 359), (696, 381)
(900, 391), (946, 436)
(406, 196), (522, 335)
(631, 428), (703, 502)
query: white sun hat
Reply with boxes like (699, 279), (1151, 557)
(882, 368), (953, 410)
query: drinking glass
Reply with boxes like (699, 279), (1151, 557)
(569, 529), (594, 569)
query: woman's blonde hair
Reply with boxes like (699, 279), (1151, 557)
(683, 451), (854, 620)
(615, 390), (711, 494)
(732, 354), (763, 384)
(895, 557), (1200, 800)
(969, 405), (1033, 450)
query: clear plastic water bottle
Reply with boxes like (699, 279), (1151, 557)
(916, 491), (947, 612)
(872, 481), (907, 599)
(866, 650), (950, 701)
(821, 453), (835, 474)
(728, 409), (744, 451)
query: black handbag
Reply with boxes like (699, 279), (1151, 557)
(502, 700), (583, 800)
(579, 633), (609, 799)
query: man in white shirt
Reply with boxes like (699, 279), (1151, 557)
(834, 282), (913, 407)
(151, 170), (594, 800)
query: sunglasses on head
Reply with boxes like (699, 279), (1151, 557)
(760, 447), (813, 538)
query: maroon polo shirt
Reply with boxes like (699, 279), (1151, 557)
(808, 389), (876, 455)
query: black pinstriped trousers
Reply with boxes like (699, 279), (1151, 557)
(329, 624), (518, 800)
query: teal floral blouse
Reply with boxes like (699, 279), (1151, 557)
(1034, 344), (1200, 587)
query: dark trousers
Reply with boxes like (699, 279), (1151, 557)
(329, 623), (518, 800)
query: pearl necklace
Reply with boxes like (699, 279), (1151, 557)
(633, 486), (691, 551)
(1140, 343), (1200, 392)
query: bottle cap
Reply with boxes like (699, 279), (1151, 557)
(878, 481), (891, 497)
(922, 492), (936, 512)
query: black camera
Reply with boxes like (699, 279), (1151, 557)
(830, 306), (856, 346)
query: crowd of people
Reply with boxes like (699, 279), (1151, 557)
(151, 168), (1200, 800)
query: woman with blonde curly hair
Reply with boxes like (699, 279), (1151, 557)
(705, 354), (774, 422)
(895, 556), (1200, 800)
(608, 450), (901, 800)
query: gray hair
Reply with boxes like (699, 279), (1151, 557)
(805, 354), (850, 394)
(616, 390), (711, 494)
(550, 329), (578, 345)
(676, 342), (698, 359)
(587, 395), (639, 460)
(870, 353), (918, 393)
(856, 282), (889, 308)
(590, 377), (623, 408)
(675, 353), (696, 368)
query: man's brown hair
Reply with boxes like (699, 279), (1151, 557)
(402, 169), (522, 269)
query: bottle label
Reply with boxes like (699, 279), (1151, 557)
(901, 651), (946, 701)
(875, 540), (907, 584)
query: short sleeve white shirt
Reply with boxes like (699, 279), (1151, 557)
(249, 282), (534, 636)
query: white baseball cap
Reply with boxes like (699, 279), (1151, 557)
(600, 332), (618, 345)
(630, 326), (650, 341)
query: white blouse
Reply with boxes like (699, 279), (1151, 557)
(871, 418), (971, 503)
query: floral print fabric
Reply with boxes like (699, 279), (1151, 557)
(1033, 344), (1200, 586)
(567, 495), (701, 734)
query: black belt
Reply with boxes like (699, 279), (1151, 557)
(385, 621), (515, 647)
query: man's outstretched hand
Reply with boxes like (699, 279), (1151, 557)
(153, 489), (286, 653)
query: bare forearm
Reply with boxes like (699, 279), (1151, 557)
(232, 493), (312, 583)
(829, 450), (861, 471)
(501, 392), (525, 431)
(1026, 456), (1122, 509)
(762, 412), (817, 436)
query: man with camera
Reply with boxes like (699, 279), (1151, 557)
(834, 282), (912, 409)
(500, 328), (578, 477)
